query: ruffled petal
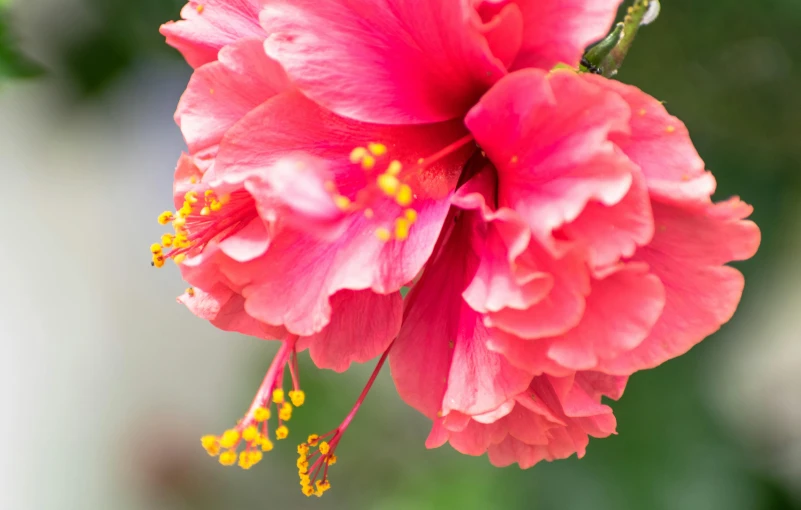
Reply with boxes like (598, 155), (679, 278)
(260, 0), (508, 124)
(160, 0), (265, 68)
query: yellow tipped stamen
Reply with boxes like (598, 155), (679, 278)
(272, 389), (285, 404)
(375, 227), (392, 242)
(201, 435), (220, 457)
(334, 195), (352, 211)
(377, 173), (399, 196)
(152, 255), (165, 268)
(184, 191), (199, 204)
(298, 443), (310, 455)
(210, 200), (223, 212)
(289, 390), (305, 407)
(254, 407), (271, 422)
(276, 425), (289, 440)
(186, 287), (195, 297)
(161, 233), (174, 247)
(361, 155), (376, 170)
(220, 429), (240, 449)
(219, 450), (238, 466)
(302, 486), (315, 497)
(279, 402), (293, 421)
(318, 441), (330, 455)
(172, 217), (187, 229)
(242, 426), (259, 443)
(327, 454), (337, 466)
(150, 243), (163, 255)
(395, 218), (411, 241)
(395, 184), (413, 206)
(157, 211), (174, 225)
(200, 206), (211, 216)
(404, 208), (418, 223)
(196, 4), (204, 13)
(387, 160), (402, 176)
(368, 143), (387, 156)
(349, 147), (368, 164)
(307, 434), (320, 447)
(173, 254), (187, 265)
(261, 438), (274, 452)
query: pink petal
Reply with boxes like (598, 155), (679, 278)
(160, 0), (265, 68)
(259, 0), (508, 124)
(466, 69), (637, 250)
(297, 290), (402, 373)
(506, 0), (623, 70)
(175, 38), (290, 169)
(584, 75), (717, 203)
(603, 199), (761, 373)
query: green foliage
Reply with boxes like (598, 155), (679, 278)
(0, 8), (43, 80)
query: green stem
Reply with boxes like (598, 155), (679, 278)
(600, 0), (657, 77)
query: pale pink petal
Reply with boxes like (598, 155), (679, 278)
(179, 284), (286, 339)
(603, 199), (761, 373)
(297, 290), (402, 373)
(260, 0), (508, 124)
(466, 69), (637, 250)
(161, 0), (265, 68)
(175, 38), (290, 169)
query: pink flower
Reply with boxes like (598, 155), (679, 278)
(153, 0), (760, 493)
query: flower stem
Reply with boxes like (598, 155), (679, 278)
(601, 0), (660, 77)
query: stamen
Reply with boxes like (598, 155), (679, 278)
(296, 346), (391, 497)
(199, 338), (305, 469)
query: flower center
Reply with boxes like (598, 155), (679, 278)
(150, 188), (257, 268)
(200, 338), (306, 470)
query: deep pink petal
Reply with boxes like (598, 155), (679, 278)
(260, 0), (507, 124)
(175, 38), (290, 169)
(466, 69), (636, 250)
(297, 290), (402, 373)
(603, 199), (761, 373)
(160, 0), (265, 68)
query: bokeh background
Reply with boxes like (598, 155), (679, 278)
(1, 0), (800, 509)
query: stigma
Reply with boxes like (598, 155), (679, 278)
(200, 339), (306, 470)
(150, 186), (256, 268)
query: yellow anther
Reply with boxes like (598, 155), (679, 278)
(279, 403), (293, 422)
(395, 184), (413, 206)
(242, 426), (259, 443)
(404, 208), (418, 223)
(377, 173), (400, 196)
(318, 441), (330, 455)
(150, 243), (163, 254)
(152, 255), (165, 268)
(289, 390), (305, 407)
(307, 434), (320, 446)
(174, 234), (190, 249)
(219, 450), (238, 466)
(300, 475), (311, 486)
(172, 217), (187, 229)
(297, 458), (309, 470)
(272, 388), (284, 404)
(387, 160), (402, 176)
(201, 435), (220, 457)
(200, 206), (211, 216)
(334, 195), (351, 211)
(210, 200), (223, 212)
(261, 438), (274, 452)
(375, 227), (392, 242)
(327, 454), (337, 466)
(173, 254), (187, 265)
(364, 208), (374, 219)
(161, 233), (174, 247)
(220, 429), (240, 449)
(186, 287), (195, 297)
(158, 211), (174, 225)
(204, 189), (215, 199)
(302, 486), (315, 497)
(665, 125), (676, 133)
(395, 217), (411, 241)
(361, 155), (376, 170)
(349, 147), (368, 164)
(196, 4), (204, 13)
(368, 143), (387, 156)
(179, 202), (193, 218)
(298, 443), (310, 455)
(184, 191), (199, 204)
(190, 175), (198, 184)
(254, 407), (271, 422)
(276, 425), (289, 440)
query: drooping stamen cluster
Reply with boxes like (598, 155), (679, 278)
(295, 348), (391, 497)
(201, 340), (306, 469)
(150, 186), (256, 268)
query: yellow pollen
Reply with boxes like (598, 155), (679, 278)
(289, 390), (305, 407)
(200, 206), (211, 216)
(219, 450), (238, 466)
(387, 160), (402, 176)
(368, 143), (387, 156)
(279, 402), (293, 421)
(220, 429), (240, 449)
(361, 155), (376, 170)
(184, 191), (199, 204)
(395, 184), (413, 206)
(377, 174), (400, 196)
(196, 4), (204, 13)
(253, 407), (271, 422)
(364, 208), (374, 219)
(298, 443), (310, 455)
(302, 486), (315, 497)
(161, 233), (174, 247)
(210, 200), (223, 212)
(190, 176), (198, 184)
(404, 209), (418, 223)
(150, 243), (163, 254)
(157, 211), (174, 225)
(297, 458), (309, 470)
(173, 254), (187, 265)
(334, 195), (352, 211)
(318, 441), (330, 455)
(327, 454), (337, 466)
(307, 434), (320, 446)
(375, 227), (392, 242)
(395, 218), (411, 241)
(152, 255), (165, 268)
(276, 425), (289, 440)
(272, 388), (285, 404)
(201, 435), (220, 457)
(261, 438), (274, 452)
(666, 125), (676, 133)
(349, 147), (368, 164)
(242, 426), (259, 443)
(186, 287), (195, 297)
(172, 217), (187, 229)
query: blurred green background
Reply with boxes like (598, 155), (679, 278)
(1, 1), (800, 509)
